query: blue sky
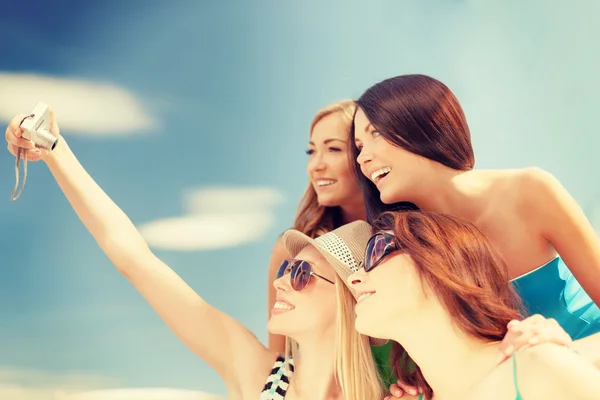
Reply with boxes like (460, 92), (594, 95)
(1, 0), (599, 398)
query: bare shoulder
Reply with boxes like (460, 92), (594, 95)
(270, 236), (288, 261)
(516, 343), (600, 400)
(484, 167), (557, 193)
(490, 167), (562, 214)
(513, 166), (559, 189)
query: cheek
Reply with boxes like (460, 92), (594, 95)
(331, 156), (353, 181)
(306, 158), (316, 174)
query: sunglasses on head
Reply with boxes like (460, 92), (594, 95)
(276, 259), (335, 291)
(364, 231), (399, 272)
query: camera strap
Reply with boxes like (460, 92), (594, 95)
(11, 147), (27, 201)
(10, 113), (33, 201)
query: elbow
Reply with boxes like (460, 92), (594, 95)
(99, 233), (152, 273)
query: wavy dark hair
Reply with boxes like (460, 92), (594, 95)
(350, 74), (475, 222)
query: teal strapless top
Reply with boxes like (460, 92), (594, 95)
(510, 256), (600, 340)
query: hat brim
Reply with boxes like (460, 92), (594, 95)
(281, 229), (389, 347)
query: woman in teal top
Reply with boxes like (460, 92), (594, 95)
(351, 74), (600, 341)
(348, 211), (600, 400)
(511, 256), (600, 340)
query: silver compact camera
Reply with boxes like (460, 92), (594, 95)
(20, 102), (58, 150)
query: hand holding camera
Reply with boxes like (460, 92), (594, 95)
(5, 102), (61, 199)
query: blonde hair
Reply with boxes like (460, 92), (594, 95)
(293, 100), (358, 238)
(283, 276), (384, 400)
(280, 100), (381, 399)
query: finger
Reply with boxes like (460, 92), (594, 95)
(7, 113), (29, 138)
(389, 383), (402, 397)
(498, 328), (521, 353)
(6, 143), (42, 161)
(6, 133), (36, 149)
(7, 142), (17, 157)
(25, 149), (43, 161)
(507, 319), (521, 330)
(396, 382), (419, 396)
(48, 105), (60, 136)
(524, 314), (545, 324)
(496, 339), (516, 363)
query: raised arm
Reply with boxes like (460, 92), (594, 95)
(521, 167), (600, 305)
(5, 110), (274, 387)
(267, 236), (288, 352)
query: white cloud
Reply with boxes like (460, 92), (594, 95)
(139, 186), (284, 251)
(0, 72), (158, 136)
(60, 388), (226, 400)
(0, 368), (226, 400)
(0, 366), (118, 400)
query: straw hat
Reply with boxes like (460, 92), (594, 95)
(282, 220), (388, 346)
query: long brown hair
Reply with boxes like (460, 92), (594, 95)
(350, 74), (475, 222)
(372, 210), (524, 400)
(293, 99), (358, 238)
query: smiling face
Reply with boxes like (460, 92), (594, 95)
(307, 111), (362, 207)
(347, 210), (523, 345)
(267, 245), (338, 339)
(348, 245), (430, 340)
(353, 108), (428, 205)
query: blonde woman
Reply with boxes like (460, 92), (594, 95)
(4, 108), (383, 400)
(267, 100), (397, 388)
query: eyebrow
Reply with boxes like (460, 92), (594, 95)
(364, 123), (374, 133)
(309, 138), (347, 146)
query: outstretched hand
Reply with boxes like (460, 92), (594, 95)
(5, 106), (61, 162)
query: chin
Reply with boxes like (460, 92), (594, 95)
(317, 193), (342, 207)
(267, 316), (291, 337)
(354, 312), (373, 337)
(379, 186), (403, 205)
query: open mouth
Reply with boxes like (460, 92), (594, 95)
(316, 179), (337, 187)
(272, 300), (295, 314)
(371, 167), (391, 183)
(356, 292), (375, 304)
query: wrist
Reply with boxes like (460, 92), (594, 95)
(43, 135), (67, 165)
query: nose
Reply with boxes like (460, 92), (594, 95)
(346, 268), (367, 287)
(307, 152), (327, 173)
(356, 146), (372, 167)
(273, 273), (292, 292)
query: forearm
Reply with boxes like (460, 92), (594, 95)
(573, 332), (600, 369)
(43, 138), (150, 269)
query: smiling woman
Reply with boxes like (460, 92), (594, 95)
(266, 100), (397, 389)
(267, 100), (365, 350)
(351, 74), (600, 342)
(4, 106), (384, 400)
(348, 210), (600, 400)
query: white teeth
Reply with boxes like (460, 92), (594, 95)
(371, 167), (391, 182)
(274, 301), (294, 310)
(357, 293), (374, 303)
(317, 179), (336, 187)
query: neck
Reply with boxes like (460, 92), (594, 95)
(339, 201), (366, 224)
(388, 305), (500, 399)
(405, 166), (483, 221)
(290, 333), (343, 399)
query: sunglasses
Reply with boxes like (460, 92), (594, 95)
(276, 259), (335, 291)
(364, 231), (399, 272)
